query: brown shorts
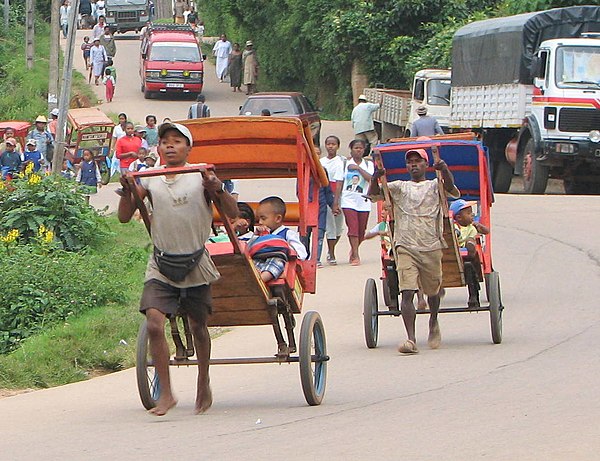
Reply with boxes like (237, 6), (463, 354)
(140, 279), (213, 318)
(395, 247), (443, 296)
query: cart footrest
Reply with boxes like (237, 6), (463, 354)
(165, 354), (330, 366)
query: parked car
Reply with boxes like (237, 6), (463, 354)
(239, 92), (322, 146)
(139, 23), (205, 99)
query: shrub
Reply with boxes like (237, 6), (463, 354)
(0, 245), (131, 354)
(0, 172), (108, 251)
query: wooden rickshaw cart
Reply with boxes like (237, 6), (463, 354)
(363, 136), (504, 347)
(0, 121), (32, 149)
(64, 108), (114, 185)
(131, 117), (330, 408)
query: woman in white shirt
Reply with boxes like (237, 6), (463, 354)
(338, 139), (374, 265)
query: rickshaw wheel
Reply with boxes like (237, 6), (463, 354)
(136, 319), (161, 410)
(299, 311), (327, 406)
(363, 278), (379, 348)
(485, 271), (503, 344)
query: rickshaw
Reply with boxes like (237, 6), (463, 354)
(363, 137), (504, 347)
(131, 117), (330, 408)
(64, 108), (114, 185)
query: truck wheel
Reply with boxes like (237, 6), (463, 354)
(521, 138), (548, 194)
(492, 159), (513, 193)
(143, 89), (153, 100)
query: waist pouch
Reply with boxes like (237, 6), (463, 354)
(153, 246), (206, 282)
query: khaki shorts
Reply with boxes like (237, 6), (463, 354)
(395, 247), (443, 296)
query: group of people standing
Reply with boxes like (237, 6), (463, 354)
(212, 35), (259, 95)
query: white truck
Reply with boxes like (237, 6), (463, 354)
(450, 6), (600, 194)
(364, 68), (451, 141)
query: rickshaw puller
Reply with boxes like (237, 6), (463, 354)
(369, 148), (459, 354)
(118, 122), (239, 416)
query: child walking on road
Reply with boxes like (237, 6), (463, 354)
(103, 68), (115, 102)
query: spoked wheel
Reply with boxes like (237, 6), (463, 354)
(485, 271), (503, 344)
(363, 278), (379, 348)
(521, 139), (548, 194)
(136, 319), (160, 410)
(299, 311), (327, 406)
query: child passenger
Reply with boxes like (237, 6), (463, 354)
(449, 199), (489, 308)
(76, 148), (102, 193)
(250, 196), (307, 282)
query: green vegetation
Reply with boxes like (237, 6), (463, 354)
(0, 3), (96, 121)
(199, 0), (592, 116)
(0, 215), (149, 388)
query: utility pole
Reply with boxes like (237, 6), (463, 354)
(48, 0), (60, 112)
(25, 0), (34, 69)
(3, 0), (9, 31)
(52, 0), (79, 175)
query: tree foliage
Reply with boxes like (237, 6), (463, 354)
(163, 1), (600, 114)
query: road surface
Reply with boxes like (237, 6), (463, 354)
(1, 29), (599, 460)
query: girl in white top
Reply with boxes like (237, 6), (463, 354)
(337, 139), (374, 265)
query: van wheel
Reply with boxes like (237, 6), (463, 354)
(144, 89), (153, 99)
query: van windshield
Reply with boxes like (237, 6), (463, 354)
(149, 42), (201, 62)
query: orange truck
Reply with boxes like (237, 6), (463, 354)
(139, 24), (205, 99)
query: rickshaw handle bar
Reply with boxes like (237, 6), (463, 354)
(130, 164), (215, 178)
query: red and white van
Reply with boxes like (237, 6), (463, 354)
(139, 24), (205, 99)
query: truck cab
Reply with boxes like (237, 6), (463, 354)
(139, 24), (205, 99)
(406, 69), (452, 136)
(105, 0), (149, 33)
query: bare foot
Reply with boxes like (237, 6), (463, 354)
(148, 396), (177, 416)
(194, 385), (213, 414)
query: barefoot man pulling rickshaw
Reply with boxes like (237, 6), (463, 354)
(117, 122), (239, 416)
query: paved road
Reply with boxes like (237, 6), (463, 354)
(2, 30), (600, 460)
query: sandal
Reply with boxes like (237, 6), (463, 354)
(398, 339), (418, 354)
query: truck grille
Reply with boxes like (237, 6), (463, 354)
(558, 108), (600, 133)
(117, 11), (138, 21)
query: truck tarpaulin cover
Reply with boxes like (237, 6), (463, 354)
(452, 6), (600, 87)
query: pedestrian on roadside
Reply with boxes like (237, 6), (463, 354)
(173, 0), (187, 24)
(319, 135), (346, 265)
(92, 15), (106, 40)
(336, 139), (374, 266)
(115, 122), (142, 175)
(23, 139), (44, 173)
(212, 34), (232, 82)
(48, 108), (60, 137)
(28, 116), (54, 167)
(103, 68), (116, 102)
(186, 6), (198, 25)
(89, 37), (108, 85)
(368, 148), (459, 354)
(145, 115), (159, 147)
(104, 58), (117, 83)
(95, 0), (106, 21)
(112, 113), (128, 141)
(59, 0), (71, 39)
(351, 94), (380, 155)
(117, 122), (239, 416)
(242, 40), (259, 95)
(0, 138), (22, 180)
(81, 35), (92, 69)
(410, 105), (444, 137)
(134, 125), (150, 149)
(76, 148), (102, 194)
(99, 26), (117, 68)
(187, 94), (211, 119)
(0, 128), (23, 156)
(228, 43), (243, 93)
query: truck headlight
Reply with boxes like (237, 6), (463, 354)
(590, 130), (600, 143)
(189, 72), (202, 79)
(146, 71), (160, 78)
(554, 143), (576, 154)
